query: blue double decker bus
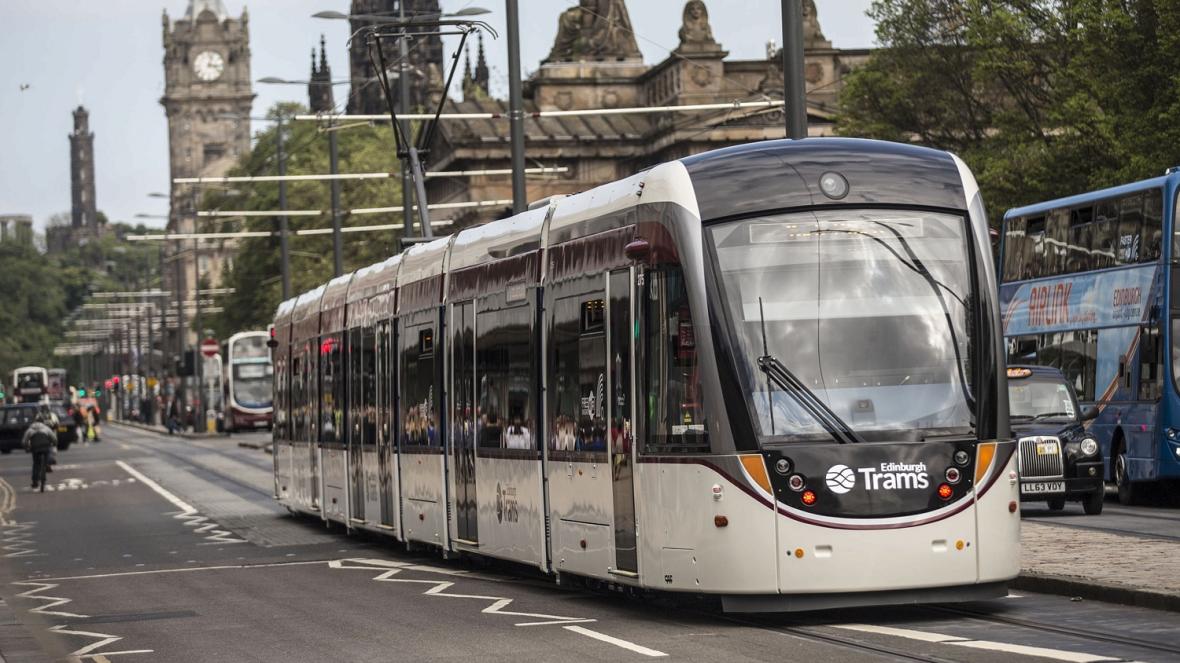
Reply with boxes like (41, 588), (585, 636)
(998, 169), (1180, 504)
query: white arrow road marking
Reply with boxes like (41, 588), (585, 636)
(330, 558), (667, 656)
(834, 624), (1123, 662)
(115, 461), (245, 544)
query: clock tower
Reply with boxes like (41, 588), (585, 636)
(160, 0), (253, 343)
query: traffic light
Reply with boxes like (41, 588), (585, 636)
(77, 388), (87, 397)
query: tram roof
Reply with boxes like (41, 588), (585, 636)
(346, 254), (400, 304)
(397, 235), (453, 288)
(449, 205), (548, 273)
(1004, 174), (1172, 221)
(291, 283), (326, 324)
(680, 137), (966, 221)
(273, 297), (297, 326)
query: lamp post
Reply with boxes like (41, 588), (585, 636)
(781, 0), (807, 139)
(506, 0), (526, 214)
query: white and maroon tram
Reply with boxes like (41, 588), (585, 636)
(270, 138), (1020, 611)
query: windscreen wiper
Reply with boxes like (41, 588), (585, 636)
(757, 354), (865, 445)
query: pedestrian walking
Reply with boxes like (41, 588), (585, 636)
(22, 409), (56, 492)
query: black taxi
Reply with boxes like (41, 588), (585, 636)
(1007, 366), (1105, 515)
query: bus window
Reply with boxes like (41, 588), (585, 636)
(1002, 216), (1026, 281)
(1046, 209), (1069, 275)
(1093, 200), (1119, 269)
(1144, 193), (1163, 261)
(1139, 326), (1161, 401)
(1026, 216), (1046, 279)
(1067, 206), (1095, 274)
(1117, 194), (1143, 265)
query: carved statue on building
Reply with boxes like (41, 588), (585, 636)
(675, 0), (722, 54)
(544, 0), (642, 64)
(803, 0), (831, 48)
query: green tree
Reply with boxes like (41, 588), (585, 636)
(838, 0), (1180, 225)
(207, 103), (407, 337)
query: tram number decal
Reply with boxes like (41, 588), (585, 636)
(495, 482), (519, 524)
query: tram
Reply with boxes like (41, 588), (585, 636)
(271, 138), (1019, 611)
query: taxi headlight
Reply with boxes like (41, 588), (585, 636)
(1080, 438), (1099, 457)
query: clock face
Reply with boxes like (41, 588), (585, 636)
(193, 51), (224, 81)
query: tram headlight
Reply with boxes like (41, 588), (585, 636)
(945, 467), (961, 484)
(787, 474), (806, 492)
(953, 450), (970, 466)
(818, 171), (849, 200)
(1168, 428), (1180, 442)
(1080, 438), (1099, 457)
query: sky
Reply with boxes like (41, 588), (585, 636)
(0, 0), (875, 231)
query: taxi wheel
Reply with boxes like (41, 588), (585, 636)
(1047, 497), (1066, 511)
(1115, 452), (1142, 506)
(1082, 488), (1104, 515)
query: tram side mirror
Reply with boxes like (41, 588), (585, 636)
(1081, 406), (1099, 422)
(266, 339), (279, 349)
(624, 239), (651, 262)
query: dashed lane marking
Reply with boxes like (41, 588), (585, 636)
(564, 625), (668, 658)
(114, 460), (245, 545)
(330, 558), (668, 657)
(834, 623), (1127, 662)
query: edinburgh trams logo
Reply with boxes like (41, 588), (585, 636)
(825, 464), (856, 494)
(825, 462), (930, 493)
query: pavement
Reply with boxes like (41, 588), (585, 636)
(0, 425), (1177, 662)
(1019, 500), (1180, 612)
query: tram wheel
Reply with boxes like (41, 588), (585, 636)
(1115, 452), (1143, 506)
(1082, 488), (1104, 515)
(1046, 497), (1066, 511)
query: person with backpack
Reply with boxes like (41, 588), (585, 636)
(22, 409), (56, 492)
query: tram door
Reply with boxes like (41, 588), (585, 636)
(608, 269), (638, 574)
(451, 301), (478, 543)
(376, 320), (396, 528)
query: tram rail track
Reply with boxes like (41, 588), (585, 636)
(921, 604), (1180, 659)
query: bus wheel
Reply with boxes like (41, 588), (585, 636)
(1047, 498), (1065, 511)
(1115, 451), (1142, 506)
(1083, 487), (1104, 515)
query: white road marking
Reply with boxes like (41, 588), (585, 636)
(563, 625), (668, 657)
(13, 580), (87, 618)
(115, 460), (245, 544)
(34, 559), (326, 582)
(48, 624), (153, 660)
(0, 521), (39, 558)
(832, 624), (1121, 662)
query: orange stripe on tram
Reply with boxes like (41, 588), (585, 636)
(740, 454), (772, 494)
(975, 442), (996, 484)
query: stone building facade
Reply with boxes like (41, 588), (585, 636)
(69, 106), (99, 231)
(424, 0), (869, 226)
(0, 215), (33, 247)
(160, 0), (254, 345)
(347, 0), (445, 114)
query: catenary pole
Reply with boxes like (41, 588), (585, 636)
(782, 0), (807, 139)
(506, 0), (526, 214)
(329, 120), (343, 276)
(277, 117), (291, 299)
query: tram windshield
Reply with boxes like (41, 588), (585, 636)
(708, 209), (975, 442)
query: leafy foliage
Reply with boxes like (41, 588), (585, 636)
(838, 0), (1180, 225)
(206, 103), (407, 338)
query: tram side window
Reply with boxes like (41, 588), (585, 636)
(349, 328), (362, 444)
(549, 293), (607, 457)
(291, 353), (303, 441)
(361, 325), (377, 447)
(274, 353), (287, 440)
(401, 323), (439, 447)
(642, 267), (709, 453)
(320, 334), (345, 443)
(452, 302), (475, 453)
(477, 302), (535, 450)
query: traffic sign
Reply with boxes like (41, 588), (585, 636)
(200, 337), (219, 358)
